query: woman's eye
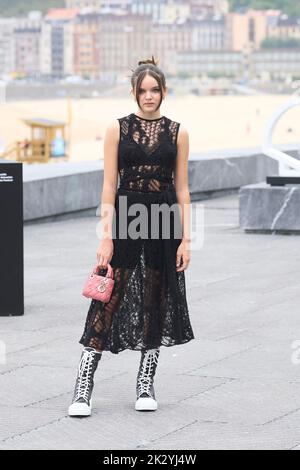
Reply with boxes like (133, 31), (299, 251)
(139, 89), (160, 94)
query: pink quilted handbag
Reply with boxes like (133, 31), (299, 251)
(82, 263), (115, 303)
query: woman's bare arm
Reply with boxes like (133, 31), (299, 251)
(173, 125), (191, 271)
(96, 120), (119, 267)
(174, 125), (191, 242)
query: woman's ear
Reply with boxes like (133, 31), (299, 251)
(163, 87), (168, 100)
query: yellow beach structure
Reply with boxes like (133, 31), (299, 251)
(0, 118), (68, 164)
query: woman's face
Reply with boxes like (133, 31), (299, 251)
(132, 75), (167, 113)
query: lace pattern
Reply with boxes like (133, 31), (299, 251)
(136, 348), (160, 398)
(118, 114), (179, 192)
(79, 113), (195, 354)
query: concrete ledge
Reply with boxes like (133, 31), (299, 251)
(239, 182), (300, 233)
(188, 147), (279, 197)
(12, 143), (299, 222)
(23, 161), (103, 222)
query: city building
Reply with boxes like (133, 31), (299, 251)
(73, 12), (101, 78)
(14, 12), (42, 77)
(188, 16), (226, 51)
(2, 1), (300, 81)
(189, 0), (229, 18)
(268, 14), (300, 41)
(151, 20), (192, 74)
(176, 47), (300, 80)
(65, 0), (101, 12)
(226, 9), (268, 52)
(176, 49), (243, 77)
(97, 12), (153, 80)
(41, 8), (79, 78)
(0, 18), (16, 76)
(253, 48), (300, 78)
(66, 0), (130, 14)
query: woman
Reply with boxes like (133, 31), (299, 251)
(68, 56), (195, 417)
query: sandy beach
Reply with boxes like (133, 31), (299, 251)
(0, 93), (299, 162)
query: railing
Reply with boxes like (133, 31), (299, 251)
(0, 140), (68, 164)
(0, 142), (18, 160)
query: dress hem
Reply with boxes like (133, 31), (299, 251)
(78, 335), (195, 355)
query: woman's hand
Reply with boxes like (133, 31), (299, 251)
(176, 239), (191, 272)
(96, 238), (114, 268)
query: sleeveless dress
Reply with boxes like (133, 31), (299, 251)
(79, 113), (195, 354)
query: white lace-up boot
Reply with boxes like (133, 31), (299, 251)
(68, 347), (102, 417)
(135, 347), (160, 411)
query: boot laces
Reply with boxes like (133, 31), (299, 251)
(74, 349), (97, 402)
(137, 348), (159, 397)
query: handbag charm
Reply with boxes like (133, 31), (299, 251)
(97, 277), (110, 293)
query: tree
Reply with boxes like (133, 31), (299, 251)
(0, 0), (62, 16)
(261, 37), (300, 48)
(229, 0), (300, 17)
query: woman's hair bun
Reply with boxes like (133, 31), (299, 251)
(138, 55), (158, 67)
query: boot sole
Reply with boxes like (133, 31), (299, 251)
(135, 397), (158, 411)
(68, 400), (92, 417)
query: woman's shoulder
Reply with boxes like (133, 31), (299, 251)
(117, 113), (132, 123)
(105, 119), (121, 144)
(166, 115), (179, 124)
(105, 114), (132, 142)
(164, 116), (187, 145)
(177, 123), (189, 148)
(106, 113), (131, 127)
(165, 116), (182, 134)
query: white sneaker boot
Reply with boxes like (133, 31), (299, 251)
(135, 347), (160, 411)
(68, 347), (102, 417)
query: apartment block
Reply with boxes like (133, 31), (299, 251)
(65, 0), (101, 11)
(176, 49), (243, 76)
(73, 12), (101, 78)
(253, 48), (300, 77)
(268, 14), (300, 40)
(189, 16), (225, 51)
(0, 18), (16, 76)
(97, 12), (153, 80)
(226, 9), (268, 52)
(14, 12), (42, 76)
(42, 8), (79, 78)
(189, 0), (229, 17)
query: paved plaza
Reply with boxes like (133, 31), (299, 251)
(1, 193), (300, 450)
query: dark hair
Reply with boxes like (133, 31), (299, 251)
(130, 55), (166, 112)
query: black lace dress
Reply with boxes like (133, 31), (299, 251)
(79, 113), (195, 354)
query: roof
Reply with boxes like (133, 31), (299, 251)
(277, 15), (300, 27)
(45, 8), (80, 21)
(22, 118), (66, 128)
